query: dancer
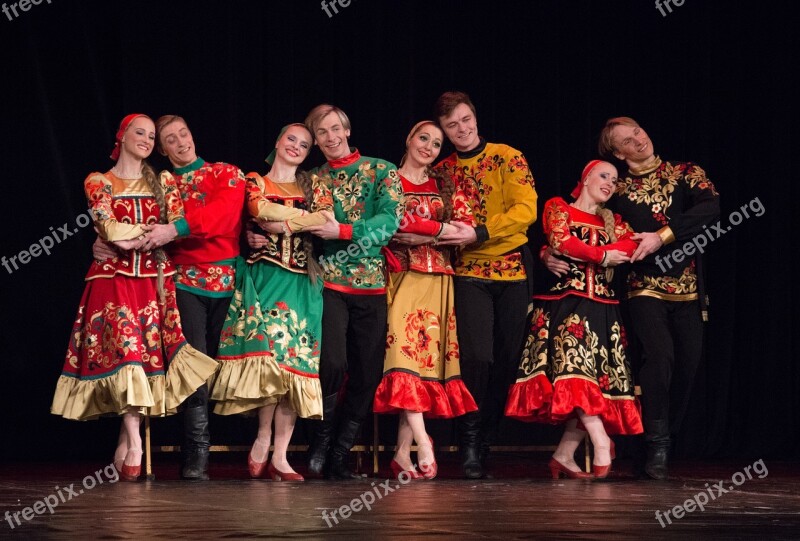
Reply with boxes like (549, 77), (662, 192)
(213, 124), (329, 481)
(433, 91), (538, 478)
(506, 160), (643, 479)
(52, 114), (218, 482)
(302, 104), (403, 479)
(543, 118), (719, 479)
(373, 121), (478, 480)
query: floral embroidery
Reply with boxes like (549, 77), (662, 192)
(456, 252), (527, 280)
(175, 263), (235, 293)
(628, 261), (698, 297)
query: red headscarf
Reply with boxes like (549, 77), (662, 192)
(570, 159), (604, 199)
(110, 113), (148, 160)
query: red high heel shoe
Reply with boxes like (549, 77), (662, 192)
(248, 452), (267, 479)
(120, 449), (142, 482)
(419, 436), (437, 480)
(592, 441), (615, 480)
(390, 459), (422, 480)
(267, 462), (304, 482)
(248, 440), (269, 478)
(548, 457), (593, 479)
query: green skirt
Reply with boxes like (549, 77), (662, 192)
(211, 257), (323, 418)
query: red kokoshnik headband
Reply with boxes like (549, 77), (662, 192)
(570, 159), (605, 199)
(110, 113), (148, 160)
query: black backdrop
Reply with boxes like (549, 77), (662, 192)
(0, 0), (796, 462)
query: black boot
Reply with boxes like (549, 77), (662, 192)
(644, 419), (670, 480)
(327, 418), (364, 480)
(181, 387), (210, 481)
(308, 394), (338, 475)
(458, 411), (484, 479)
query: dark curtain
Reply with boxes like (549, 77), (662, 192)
(0, 0), (795, 461)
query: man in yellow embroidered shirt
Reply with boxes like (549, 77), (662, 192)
(434, 91), (538, 478)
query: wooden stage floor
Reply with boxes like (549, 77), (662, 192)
(2, 453), (799, 540)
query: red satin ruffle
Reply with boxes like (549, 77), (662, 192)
(374, 370), (477, 419)
(505, 375), (642, 435)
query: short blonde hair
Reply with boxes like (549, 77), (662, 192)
(598, 116), (639, 158)
(304, 104), (351, 137)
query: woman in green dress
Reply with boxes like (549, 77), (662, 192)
(212, 124), (329, 481)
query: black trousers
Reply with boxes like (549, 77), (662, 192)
(319, 288), (388, 425)
(627, 296), (704, 436)
(176, 289), (230, 360)
(454, 276), (530, 436)
(175, 289), (230, 411)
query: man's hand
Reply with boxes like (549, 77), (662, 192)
(541, 247), (570, 277)
(305, 210), (341, 240)
(93, 236), (120, 261)
(436, 221), (478, 246)
(141, 224), (174, 252)
(630, 232), (663, 262)
(246, 228), (270, 249)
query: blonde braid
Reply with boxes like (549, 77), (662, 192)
(596, 206), (617, 282)
(295, 170), (323, 284)
(141, 161), (168, 305)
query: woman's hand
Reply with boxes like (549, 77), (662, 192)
(113, 238), (144, 251)
(255, 219), (284, 234)
(393, 232), (436, 245)
(435, 221), (477, 246)
(603, 249), (631, 267)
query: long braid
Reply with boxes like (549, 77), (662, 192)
(295, 170), (322, 284)
(596, 206), (617, 282)
(141, 161), (168, 304)
(429, 167), (454, 222)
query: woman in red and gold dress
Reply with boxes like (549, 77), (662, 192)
(505, 160), (643, 479)
(373, 121), (478, 480)
(51, 114), (218, 481)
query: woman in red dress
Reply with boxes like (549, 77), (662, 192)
(51, 114), (218, 481)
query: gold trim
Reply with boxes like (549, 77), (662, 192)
(629, 155), (662, 176)
(628, 289), (698, 302)
(657, 226), (675, 245)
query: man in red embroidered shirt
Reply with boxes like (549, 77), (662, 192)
(95, 115), (245, 480)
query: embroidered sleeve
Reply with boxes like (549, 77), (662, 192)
(543, 197), (604, 264)
(661, 162), (720, 244)
(482, 147), (538, 240)
(160, 171), (189, 237)
(183, 164), (246, 238)
(347, 163), (404, 245)
(84, 173), (145, 241)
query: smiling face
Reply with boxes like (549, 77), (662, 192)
(275, 125), (313, 166)
(314, 111), (351, 161)
(405, 122), (444, 168)
(439, 102), (480, 152)
(158, 119), (198, 168)
(609, 123), (655, 164)
(583, 162), (618, 204)
(120, 117), (156, 160)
